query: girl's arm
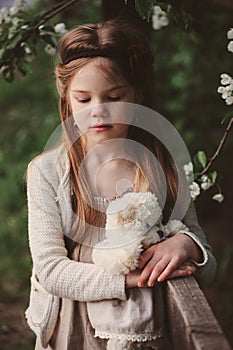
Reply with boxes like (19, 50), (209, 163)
(137, 200), (217, 288)
(181, 199), (217, 285)
(26, 157), (126, 302)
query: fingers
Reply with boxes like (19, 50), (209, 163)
(156, 257), (180, 283)
(137, 236), (198, 287)
(166, 262), (196, 280)
(138, 256), (170, 287)
(137, 247), (155, 270)
(138, 259), (196, 287)
(167, 267), (195, 280)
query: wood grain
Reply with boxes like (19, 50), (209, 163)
(165, 276), (232, 350)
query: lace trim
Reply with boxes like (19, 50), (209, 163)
(94, 329), (163, 342)
(93, 183), (135, 203)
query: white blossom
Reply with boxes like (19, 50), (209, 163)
(189, 181), (200, 200)
(220, 73), (232, 85)
(212, 193), (224, 203)
(159, 16), (169, 27)
(9, 7), (17, 16)
(221, 90), (228, 99)
(200, 175), (212, 190)
(0, 7), (11, 24)
(226, 96), (233, 105)
(183, 162), (193, 183)
(21, 24), (29, 30)
(44, 44), (56, 56)
(9, 0), (24, 15)
(25, 46), (31, 54)
(183, 162), (193, 175)
(200, 180), (211, 190)
(227, 28), (233, 40)
(217, 86), (225, 94)
(7, 17), (21, 39)
(227, 41), (233, 53)
(21, 42), (31, 55)
(152, 5), (169, 30)
(54, 22), (67, 35)
(153, 5), (164, 15)
(218, 73), (233, 105)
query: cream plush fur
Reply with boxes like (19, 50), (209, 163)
(92, 192), (190, 275)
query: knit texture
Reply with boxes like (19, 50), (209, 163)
(26, 143), (126, 302)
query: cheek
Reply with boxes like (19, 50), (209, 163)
(73, 108), (91, 133)
(69, 97), (80, 116)
(106, 101), (135, 126)
(69, 98), (87, 128)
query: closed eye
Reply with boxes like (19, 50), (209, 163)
(77, 98), (90, 103)
(107, 95), (124, 101)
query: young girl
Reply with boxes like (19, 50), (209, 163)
(25, 19), (217, 350)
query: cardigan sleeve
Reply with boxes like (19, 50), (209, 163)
(182, 200), (217, 287)
(26, 157), (126, 302)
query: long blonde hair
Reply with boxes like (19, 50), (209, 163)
(55, 19), (178, 254)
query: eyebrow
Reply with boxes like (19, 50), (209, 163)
(71, 85), (127, 93)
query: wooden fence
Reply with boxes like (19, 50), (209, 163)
(165, 276), (232, 350)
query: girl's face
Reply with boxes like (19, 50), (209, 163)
(68, 60), (139, 150)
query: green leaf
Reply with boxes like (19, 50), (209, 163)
(135, 0), (154, 22)
(17, 59), (31, 76)
(6, 33), (22, 49)
(193, 151), (207, 169)
(0, 49), (5, 61)
(2, 66), (15, 83)
(193, 172), (201, 181)
(40, 34), (57, 48)
(40, 25), (55, 33)
(221, 111), (233, 124)
(209, 171), (217, 183)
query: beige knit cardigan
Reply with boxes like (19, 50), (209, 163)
(25, 142), (217, 348)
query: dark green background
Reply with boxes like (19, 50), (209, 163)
(0, 0), (232, 348)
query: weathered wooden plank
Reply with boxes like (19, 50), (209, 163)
(165, 276), (232, 350)
(191, 331), (232, 350)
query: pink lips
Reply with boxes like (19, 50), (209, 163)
(91, 124), (112, 132)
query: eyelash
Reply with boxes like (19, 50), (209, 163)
(77, 99), (90, 103)
(108, 95), (123, 101)
(77, 95), (124, 103)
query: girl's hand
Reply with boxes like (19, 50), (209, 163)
(166, 261), (196, 280)
(125, 262), (196, 289)
(137, 234), (202, 287)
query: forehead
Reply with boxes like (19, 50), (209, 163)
(70, 58), (128, 90)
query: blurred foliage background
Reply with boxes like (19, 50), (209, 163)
(0, 0), (232, 349)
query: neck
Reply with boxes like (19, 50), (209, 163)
(84, 138), (135, 164)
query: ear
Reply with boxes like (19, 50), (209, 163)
(135, 89), (143, 104)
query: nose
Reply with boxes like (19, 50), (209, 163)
(90, 102), (108, 118)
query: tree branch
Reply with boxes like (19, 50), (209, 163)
(35, 0), (80, 29)
(200, 117), (233, 175)
(0, 0), (81, 71)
